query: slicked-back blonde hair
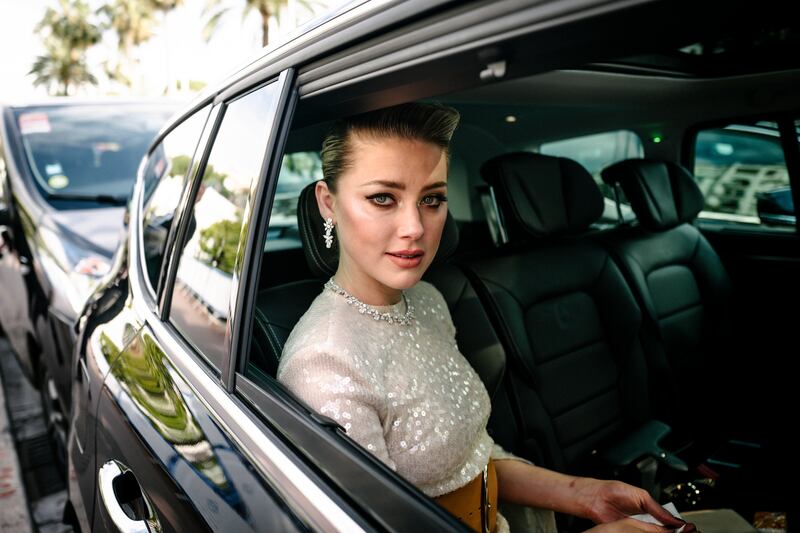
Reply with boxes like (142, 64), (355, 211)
(320, 102), (460, 192)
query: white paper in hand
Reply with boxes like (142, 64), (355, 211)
(630, 502), (688, 532)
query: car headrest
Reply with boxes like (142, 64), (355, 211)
(480, 152), (604, 239)
(601, 159), (705, 231)
(297, 181), (460, 278)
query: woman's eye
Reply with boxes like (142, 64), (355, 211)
(368, 194), (394, 206)
(421, 194), (447, 207)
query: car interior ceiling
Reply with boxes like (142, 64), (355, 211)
(249, 35), (797, 526)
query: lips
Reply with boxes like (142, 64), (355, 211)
(386, 249), (425, 268)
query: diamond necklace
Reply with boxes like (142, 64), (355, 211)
(324, 277), (415, 326)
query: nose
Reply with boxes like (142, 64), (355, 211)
(397, 203), (424, 240)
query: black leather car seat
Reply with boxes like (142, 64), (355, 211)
(464, 152), (653, 475)
(599, 159), (736, 438)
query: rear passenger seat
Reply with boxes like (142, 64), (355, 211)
(466, 152), (655, 476)
(599, 159), (739, 442)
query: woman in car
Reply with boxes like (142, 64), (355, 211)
(277, 103), (688, 533)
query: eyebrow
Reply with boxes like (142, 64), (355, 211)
(361, 180), (447, 191)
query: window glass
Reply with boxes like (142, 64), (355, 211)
(540, 130), (643, 222)
(141, 106), (211, 293)
(169, 83), (280, 370)
(694, 122), (791, 226)
(266, 151), (322, 251)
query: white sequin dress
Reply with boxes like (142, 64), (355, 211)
(279, 280), (555, 532)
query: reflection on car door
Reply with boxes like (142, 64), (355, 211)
(92, 327), (302, 532)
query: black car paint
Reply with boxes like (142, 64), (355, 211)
(68, 260), (295, 532)
(0, 102), (170, 440)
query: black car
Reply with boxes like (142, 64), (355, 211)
(0, 99), (176, 453)
(68, 1), (797, 531)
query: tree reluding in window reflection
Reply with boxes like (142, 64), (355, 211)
(170, 155), (191, 178)
(198, 218), (242, 275)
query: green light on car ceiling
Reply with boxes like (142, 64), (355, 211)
(652, 135), (663, 143)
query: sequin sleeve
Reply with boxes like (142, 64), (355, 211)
(278, 343), (397, 471)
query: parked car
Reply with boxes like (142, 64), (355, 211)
(67, 0), (797, 531)
(0, 99), (177, 455)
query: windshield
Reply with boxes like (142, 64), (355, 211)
(12, 103), (175, 204)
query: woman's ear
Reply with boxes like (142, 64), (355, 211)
(315, 180), (335, 221)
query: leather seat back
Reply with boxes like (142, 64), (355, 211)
(466, 152), (652, 473)
(600, 159), (734, 431)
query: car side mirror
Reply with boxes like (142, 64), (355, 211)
(756, 187), (795, 227)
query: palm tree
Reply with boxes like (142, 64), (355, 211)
(97, 0), (159, 88)
(30, 0), (102, 95)
(202, 0), (316, 49)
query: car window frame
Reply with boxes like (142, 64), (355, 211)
(158, 72), (294, 379)
(136, 101), (217, 309)
(682, 111), (800, 234)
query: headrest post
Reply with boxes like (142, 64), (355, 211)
(613, 183), (625, 225)
(488, 186), (509, 245)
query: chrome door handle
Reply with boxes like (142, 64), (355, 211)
(98, 460), (162, 533)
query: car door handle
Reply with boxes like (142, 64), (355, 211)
(98, 460), (162, 533)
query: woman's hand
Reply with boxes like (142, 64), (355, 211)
(574, 478), (687, 529)
(492, 460), (695, 531)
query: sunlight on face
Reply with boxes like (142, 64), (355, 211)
(322, 135), (448, 305)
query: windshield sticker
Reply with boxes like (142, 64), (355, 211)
(93, 142), (121, 153)
(18, 112), (52, 135)
(45, 163), (63, 175)
(48, 174), (69, 189)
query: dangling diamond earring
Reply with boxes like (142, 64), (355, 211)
(323, 217), (334, 249)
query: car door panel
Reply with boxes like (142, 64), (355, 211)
(68, 273), (141, 532)
(93, 327), (304, 532)
(698, 223), (799, 422)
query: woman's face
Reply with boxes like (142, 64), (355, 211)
(317, 134), (448, 305)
